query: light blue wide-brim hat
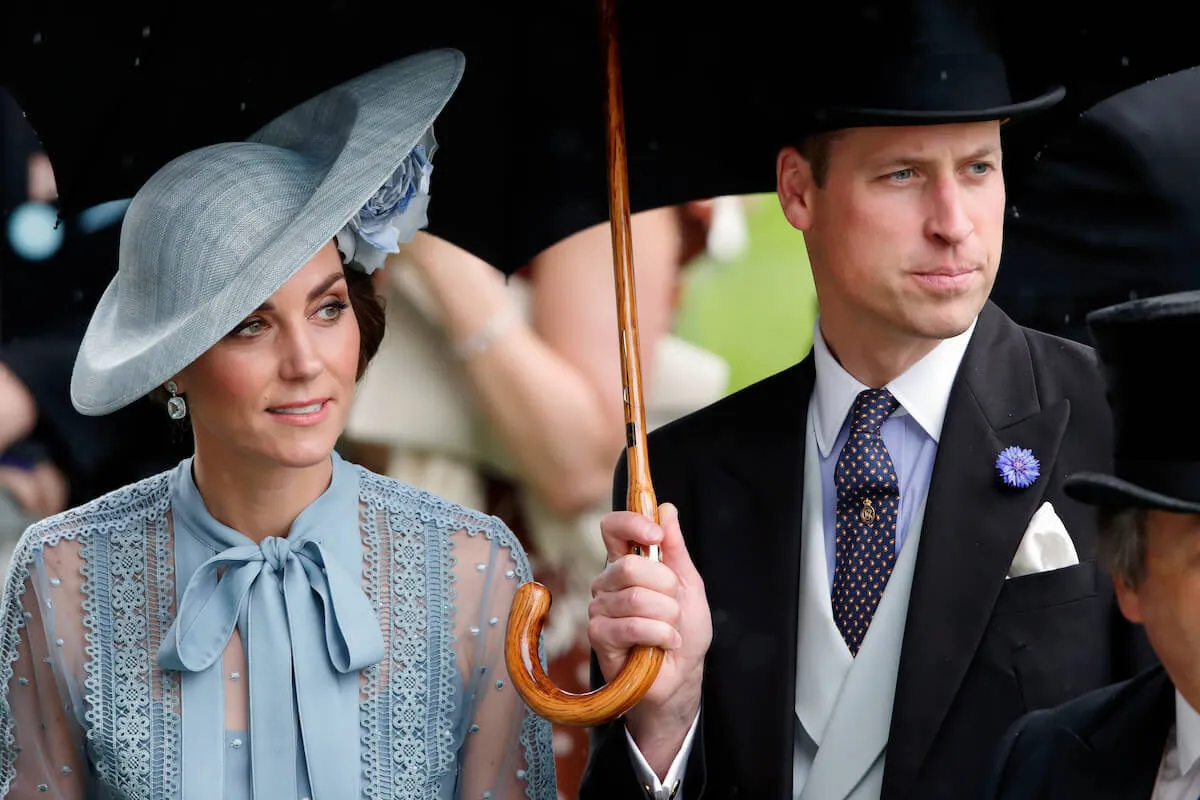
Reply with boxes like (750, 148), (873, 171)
(70, 48), (465, 416)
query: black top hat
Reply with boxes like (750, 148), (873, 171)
(992, 66), (1200, 345)
(1065, 291), (1200, 513)
(793, 0), (1064, 133)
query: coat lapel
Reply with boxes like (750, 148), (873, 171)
(697, 359), (813, 800)
(884, 304), (1074, 796)
(1047, 669), (1172, 798)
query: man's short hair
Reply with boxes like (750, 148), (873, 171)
(796, 130), (843, 188)
(1098, 507), (1149, 587)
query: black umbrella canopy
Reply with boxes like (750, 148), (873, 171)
(3, 0), (1199, 274)
(0, 1), (806, 274)
(996, 0), (1200, 171)
(0, 3), (514, 267)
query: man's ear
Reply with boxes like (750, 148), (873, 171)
(777, 146), (817, 233)
(1113, 573), (1145, 624)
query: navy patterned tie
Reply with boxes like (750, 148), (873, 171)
(831, 388), (901, 656)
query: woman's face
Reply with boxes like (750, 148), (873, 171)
(174, 243), (361, 471)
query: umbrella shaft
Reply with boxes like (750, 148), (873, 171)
(600, 0), (658, 525)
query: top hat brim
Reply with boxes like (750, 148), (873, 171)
(807, 85), (1065, 130)
(1065, 471), (1200, 515)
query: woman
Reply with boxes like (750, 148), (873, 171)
(0, 50), (555, 799)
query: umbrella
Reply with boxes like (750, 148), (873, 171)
(5, 0), (1200, 728)
(5, 2), (1200, 272)
(0, 0), (789, 275)
(994, 0), (1200, 172)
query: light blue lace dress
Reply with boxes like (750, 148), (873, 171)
(0, 452), (556, 799)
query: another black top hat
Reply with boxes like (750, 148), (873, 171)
(793, 0), (1063, 133)
(1065, 291), (1200, 513)
(992, 66), (1200, 345)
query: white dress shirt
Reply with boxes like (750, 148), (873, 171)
(1152, 691), (1200, 800)
(627, 319), (975, 798)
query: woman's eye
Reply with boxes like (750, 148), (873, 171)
(317, 301), (349, 321)
(232, 319), (264, 337)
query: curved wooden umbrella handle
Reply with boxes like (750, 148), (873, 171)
(505, 584), (664, 726)
(504, 0), (664, 727)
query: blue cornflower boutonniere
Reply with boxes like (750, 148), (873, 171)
(996, 446), (1040, 489)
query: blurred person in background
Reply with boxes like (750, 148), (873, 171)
(341, 198), (742, 794)
(0, 90), (190, 557)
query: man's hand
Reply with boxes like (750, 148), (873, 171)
(589, 502), (712, 778)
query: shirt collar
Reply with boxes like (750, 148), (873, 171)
(811, 318), (976, 458)
(1175, 689), (1200, 775)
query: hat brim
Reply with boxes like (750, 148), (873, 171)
(807, 85), (1066, 129)
(71, 49), (465, 416)
(1065, 471), (1200, 515)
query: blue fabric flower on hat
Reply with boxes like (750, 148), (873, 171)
(337, 128), (437, 273)
(996, 446), (1040, 489)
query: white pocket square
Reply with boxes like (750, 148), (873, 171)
(1006, 501), (1079, 579)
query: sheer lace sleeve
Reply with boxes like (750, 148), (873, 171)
(451, 517), (556, 800)
(1, 528), (89, 798)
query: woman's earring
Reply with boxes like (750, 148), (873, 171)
(165, 380), (187, 420)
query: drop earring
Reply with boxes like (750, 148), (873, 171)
(165, 380), (187, 420)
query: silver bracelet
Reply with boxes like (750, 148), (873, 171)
(452, 307), (520, 361)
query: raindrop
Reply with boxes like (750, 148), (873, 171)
(1120, 56), (1129, 67)
(1010, 206), (1020, 219)
(1064, 314), (1071, 324)
(1034, 150), (1042, 161)
(1129, 290), (1139, 300)
(32, 32), (42, 44)
(939, 70), (948, 81)
(239, 102), (246, 111)
(142, 25), (151, 38)
(134, 57), (141, 67)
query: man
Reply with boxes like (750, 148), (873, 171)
(991, 65), (1200, 344)
(578, 2), (1153, 799)
(984, 291), (1200, 797)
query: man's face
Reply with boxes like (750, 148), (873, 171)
(778, 121), (1006, 348)
(1115, 510), (1200, 705)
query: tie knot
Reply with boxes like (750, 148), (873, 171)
(849, 388), (899, 434)
(260, 536), (293, 573)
